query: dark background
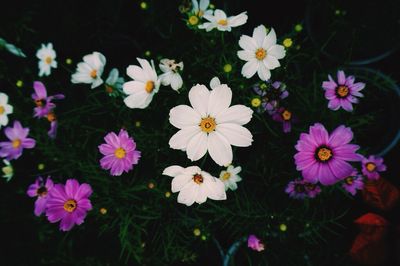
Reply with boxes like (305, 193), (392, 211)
(1, 0), (399, 265)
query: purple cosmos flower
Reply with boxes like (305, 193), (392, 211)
(272, 107), (296, 133)
(322, 70), (365, 112)
(342, 170), (364, 195)
(26, 176), (54, 216)
(247, 234), (264, 251)
(294, 123), (362, 185)
(285, 179), (307, 199)
(253, 81), (289, 114)
(0, 121), (36, 160)
(98, 129), (141, 176)
(45, 179), (92, 231)
(304, 182), (321, 198)
(46, 113), (58, 139)
(32, 81), (64, 118)
(361, 155), (387, 180)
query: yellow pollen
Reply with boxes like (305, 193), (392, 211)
(217, 19), (228, 26)
(222, 172), (231, 180)
(255, 48), (266, 60)
(345, 177), (354, 185)
(0, 106), (4, 114)
(199, 116), (216, 133)
(45, 56), (52, 64)
(282, 110), (292, 121)
(114, 147), (126, 159)
(90, 69), (97, 79)
(366, 162), (376, 172)
(336, 85), (349, 97)
(188, 15), (199, 25)
(317, 147), (332, 161)
(145, 81), (155, 93)
(63, 199), (77, 213)
(47, 112), (56, 122)
(193, 174), (203, 184)
(12, 139), (21, 148)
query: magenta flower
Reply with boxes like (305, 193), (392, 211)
(32, 81), (64, 118)
(361, 155), (386, 180)
(46, 113), (58, 139)
(45, 179), (92, 231)
(342, 170), (364, 195)
(322, 70), (365, 112)
(285, 179), (307, 199)
(272, 107), (296, 133)
(247, 234), (264, 251)
(26, 176), (54, 216)
(0, 121), (36, 160)
(294, 123), (362, 185)
(304, 182), (321, 198)
(98, 129), (141, 176)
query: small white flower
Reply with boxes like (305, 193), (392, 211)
(168, 81), (254, 166)
(105, 68), (124, 90)
(71, 51), (106, 89)
(123, 58), (160, 109)
(2, 160), (13, 182)
(163, 165), (226, 206)
(36, 43), (57, 77)
(0, 92), (13, 128)
(159, 59), (184, 92)
(219, 165), (242, 191)
(199, 9), (248, 32)
(191, 0), (213, 17)
(209, 76), (221, 89)
(237, 25), (286, 81)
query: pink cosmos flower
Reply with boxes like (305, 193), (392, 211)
(32, 81), (64, 118)
(361, 155), (386, 180)
(98, 129), (141, 176)
(322, 70), (365, 112)
(0, 121), (36, 160)
(285, 179), (321, 199)
(342, 170), (364, 195)
(26, 176), (54, 216)
(272, 107), (296, 133)
(45, 179), (92, 231)
(247, 234), (264, 251)
(294, 123), (362, 185)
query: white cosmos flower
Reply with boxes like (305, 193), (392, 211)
(237, 25), (286, 81)
(2, 159), (13, 182)
(219, 165), (242, 191)
(123, 58), (160, 109)
(163, 165), (226, 206)
(191, 0), (212, 17)
(199, 9), (248, 32)
(0, 92), (13, 128)
(159, 59), (184, 92)
(71, 51), (106, 89)
(168, 82), (254, 166)
(36, 43), (57, 77)
(105, 68), (124, 90)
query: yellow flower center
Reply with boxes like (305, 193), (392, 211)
(0, 106), (4, 114)
(47, 112), (56, 122)
(305, 183), (316, 190)
(282, 110), (292, 121)
(145, 81), (155, 93)
(316, 147), (333, 162)
(114, 147), (126, 159)
(344, 177), (354, 185)
(45, 56), (52, 64)
(63, 199), (77, 213)
(217, 19), (228, 26)
(188, 15), (199, 25)
(12, 139), (21, 148)
(90, 69), (97, 79)
(255, 48), (267, 60)
(336, 85), (349, 98)
(366, 162), (376, 172)
(251, 98), (261, 107)
(222, 172), (231, 180)
(193, 174), (203, 184)
(199, 116), (216, 133)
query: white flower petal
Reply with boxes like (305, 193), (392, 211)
(170, 73), (183, 91)
(123, 81), (144, 94)
(209, 77), (221, 89)
(177, 184), (197, 206)
(241, 60), (258, 79)
(252, 25), (267, 47)
(169, 105), (201, 129)
(159, 72), (173, 86)
(91, 78), (104, 89)
(195, 185), (209, 204)
(203, 173), (227, 200)
(216, 105), (253, 125)
(189, 84), (210, 117)
(171, 174), (193, 192)
(207, 131), (232, 166)
(208, 84), (232, 117)
(169, 126), (201, 150)
(268, 45), (286, 59)
(0, 93), (8, 105)
(263, 55), (280, 70)
(123, 91), (151, 109)
(199, 0), (209, 11)
(214, 9), (227, 20)
(126, 65), (147, 82)
(186, 131), (208, 161)
(228, 12), (248, 27)
(237, 50), (255, 61)
(137, 58), (156, 80)
(163, 165), (185, 177)
(263, 28), (277, 49)
(238, 35), (257, 51)
(217, 123), (253, 147)
(257, 61), (271, 81)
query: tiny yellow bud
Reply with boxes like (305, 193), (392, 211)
(37, 163), (45, 170)
(100, 208), (107, 215)
(188, 15), (199, 26)
(201, 235), (207, 241)
(279, 223), (287, 232)
(335, 9), (341, 15)
(283, 38), (293, 48)
(209, 3), (215, 9)
(193, 228), (201, 236)
(140, 1), (148, 10)
(251, 98), (261, 108)
(135, 121), (141, 127)
(294, 24), (303, 32)
(148, 182), (155, 189)
(144, 50), (151, 57)
(16, 80), (23, 88)
(223, 64), (232, 73)
(65, 58), (73, 65)
(165, 191), (171, 198)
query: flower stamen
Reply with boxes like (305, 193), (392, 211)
(282, 110), (292, 121)
(90, 70), (97, 79)
(63, 199), (77, 212)
(45, 56), (52, 64)
(315, 146), (333, 162)
(222, 172), (231, 180)
(145, 81), (155, 93)
(336, 85), (349, 98)
(366, 162), (376, 172)
(12, 139), (21, 148)
(193, 174), (203, 184)
(199, 116), (216, 133)
(0, 106), (4, 114)
(255, 48), (266, 60)
(114, 147), (126, 159)
(217, 19), (228, 26)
